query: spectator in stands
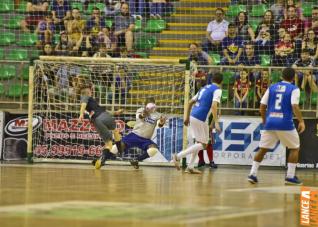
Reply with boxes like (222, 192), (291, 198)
(280, 5), (304, 41)
(304, 7), (318, 36)
(188, 43), (212, 65)
(86, 7), (106, 36)
(302, 29), (318, 61)
(51, 0), (71, 31)
(256, 70), (270, 104)
(233, 68), (251, 115)
(55, 31), (73, 55)
(220, 23), (244, 65)
(301, 71), (318, 95)
(93, 43), (112, 58)
(97, 27), (118, 57)
(239, 42), (261, 66)
(35, 11), (55, 47)
(234, 11), (255, 43)
(114, 3), (135, 52)
(284, 0), (303, 20)
(272, 33), (295, 66)
(270, 0), (285, 24)
(255, 10), (278, 42)
(202, 8), (229, 54)
(129, 0), (146, 19)
(41, 43), (54, 55)
(255, 29), (275, 56)
(20, 0), (49, 32)
(277, 27), (286, 42)
(111, 65), (132, 104)
(149, 0), (166, 19)
(104, 0), (122, 17)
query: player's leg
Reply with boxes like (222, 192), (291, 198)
(206, 143), (217, 169)
(277, 130), (302, 185)
(197, 150), (205, 167)
(248, 130), (278, 184)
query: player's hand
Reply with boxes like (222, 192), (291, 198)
(78, 114), (84, 123)
(298, 121), (305, 134)
(215, 122), (221, 133)
(184, 118), (190, 126)
(159, 116), (167, 125)
(114, 109), (124, 116)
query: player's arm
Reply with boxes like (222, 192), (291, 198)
(184, 99), (196, 126)
(260, 89), (269, 125)
(291, 88), (305, 133)
(79, 96), (89, 123)
(210, 89), (222, 133)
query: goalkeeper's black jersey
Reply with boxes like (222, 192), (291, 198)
(81, 96), (105, 119)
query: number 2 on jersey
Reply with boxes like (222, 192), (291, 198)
(275, 93), (282, 110)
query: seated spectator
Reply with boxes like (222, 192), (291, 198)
(188, 43), (212, 65)
(239, 42), (261, 66)
(129, 0), (146, 19)
(55, 31), (73, 55)
(302, 29), (318, 60)
(20, 0), (49, 32)
(149, 0), (166, 19)
(255, 30), (275, 56)
(220, 23), (244, 65)
(234, 11), (255, 43)
(293, 48), (316, 88)
(280, 5), (304, 41)
(304, 7), (318, 36)
(277, 27), (286, 42)
(114, 3), (135, 52)
(272, 33), (295, 66)
(233, 68), (251, 115)
(104, 0), (121, 17)
(202, 8), (228, 54)
(255, 10), (278, 42)
(41, 43), (54, 55)
(284, 0), (303, 20)
(301, 71), (318, 97)
(86, 7), (106, 36)
(93, 43), (112, 58)
(270, 0), (285, 24)
(51, 0), (71, 31)
(97, 27), (118, 57)
(256, 70), (270, 103)
(35, 11), (55, 47)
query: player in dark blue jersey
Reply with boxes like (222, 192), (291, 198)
(248, 67), (305, 185)
(172, 72), (223, 174)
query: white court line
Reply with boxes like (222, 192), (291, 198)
(227, 186), (318, 194)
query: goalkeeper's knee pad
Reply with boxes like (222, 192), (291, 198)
(147, 147), (159, 157)
(111, 144), (118, 155)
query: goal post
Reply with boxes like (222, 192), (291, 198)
(27, 56), (192, 165)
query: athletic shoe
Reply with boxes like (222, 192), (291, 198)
(197, 161), (206, 168)
(91, 159), (97, 166)
(209, 161), (218, 169)
(185, 167), (202, 174)
(130, 160), (139, 169)
(247, 175), (258, 184)
(172, 154), (180, 170)
(285, 176), (303, 185)
(95, 151), (107, 170)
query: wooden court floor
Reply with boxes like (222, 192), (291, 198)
(0, 163), (317, 227)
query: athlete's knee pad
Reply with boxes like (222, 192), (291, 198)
(110, 144), (118, 155)
(147, 147), (159, 157)
(104, 141), (113, 151)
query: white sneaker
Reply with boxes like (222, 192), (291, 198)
(185, 167), (202, 174)
(172, 154), (180, 170)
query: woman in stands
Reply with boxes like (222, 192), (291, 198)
(234, 11), (255, 43)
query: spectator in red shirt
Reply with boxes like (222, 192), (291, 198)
(304, 7), (318, 36)
(234, 68), (251, 115)
(272, 33), (295, 66)
(256, 70), (270, 103)
(280, 5), (304, 40)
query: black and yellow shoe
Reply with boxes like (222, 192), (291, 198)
(130, 160), (139, 169)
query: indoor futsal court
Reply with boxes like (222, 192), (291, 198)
(0, 163), (315, 227)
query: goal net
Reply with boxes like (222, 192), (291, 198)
(28, 57), (190, 164)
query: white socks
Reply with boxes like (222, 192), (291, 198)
(177, 143), (204, 160)
(286, 163), (297, 178)
(249, 161), (260, 177)
(188, 150), (199, 169)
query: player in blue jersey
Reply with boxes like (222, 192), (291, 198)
(248, 67), (305, 185)
(172, 72), (223, 174)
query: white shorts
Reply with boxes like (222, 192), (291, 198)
(189, 116), (209, 144)
(259, 129), (300, 149)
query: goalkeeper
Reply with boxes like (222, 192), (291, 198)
(78, 83), (122, 170)
(93, 97), (167, 169)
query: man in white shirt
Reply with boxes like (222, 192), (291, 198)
(202, 8), (229, 54)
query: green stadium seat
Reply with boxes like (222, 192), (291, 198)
(248, 90), (255, 102)
(222, 71), (235, 85)
(4, 16), (24, 29)
(226, 5), (246, 17)
(16, 1), (27, 13)
(105, 19), (113, 29)
(134, 35), (157, 50)
(22, 64), (29, 80)
(0, 48), (4, 59)
(133, 52), (148, 58)
(6, 49), (28, 61)
(221, 89), (229, 103)
(311, 92), (317, 104)
(251, 4), (268, 17)
(133, 19), (142, 32)
(208, 53), (220, 65)
(0, 65), (16, 80)
(0, 83), (4, 96)
(86, 3), (106, 14)
(302, 3), (313, 17)
(54, 33), (60, 45)
(300, 91), (306, 105)
(17, 33), (37, 46)
(0, 1), (14, 13)
(250, 20), (259, 32)
(7, 84), (23, 98)
(0, 15), (3, 28)
(22, 84), (28, 96)
(71, 2), (84, 12)
(260, 55), (271, 66)
(271, 71), (281, 83)
(143, 19), (166, 32)
(0, 32), (15, 45)
(30, 49), (41, 59)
